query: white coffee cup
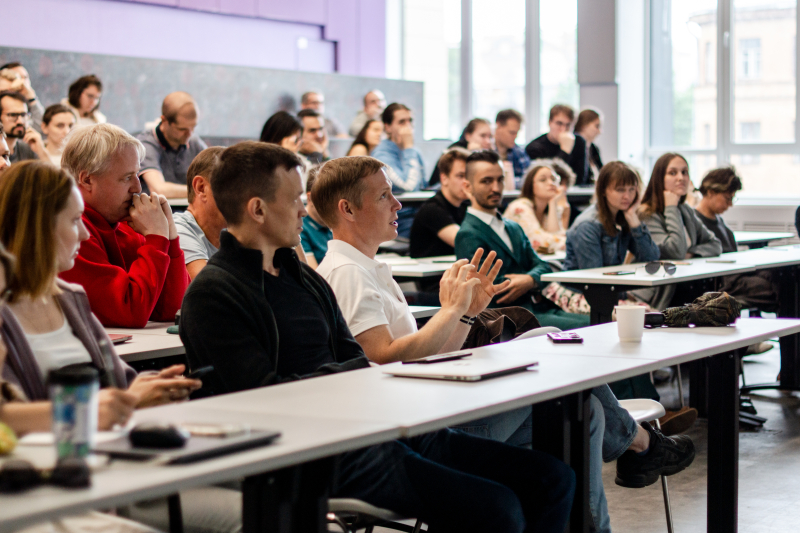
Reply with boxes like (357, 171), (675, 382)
(615, 305), (646, 342)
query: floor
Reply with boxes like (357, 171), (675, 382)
(370, 337), (800, 533)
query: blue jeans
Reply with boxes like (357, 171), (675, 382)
(457, 384), (639, 533)
(334, 428), (575, 533)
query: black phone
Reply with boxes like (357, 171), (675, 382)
(402, 352), (472, 365)
(547, 332), (584, 344)
(186, 366), (214, 380)
(603, 271), (635, 276)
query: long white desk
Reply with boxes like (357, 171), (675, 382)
(7, 319), (799, 532)
(0, 403), (401, 533)
(541, 258), (756, 324)
(199, 318), (800, 533)
(389, 251), (567, 280)
(733, 230), (794, 248)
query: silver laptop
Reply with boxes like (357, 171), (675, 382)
(383, 353), (538, 382)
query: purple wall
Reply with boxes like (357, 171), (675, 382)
(0, 0), (385, 77)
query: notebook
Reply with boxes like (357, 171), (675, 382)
(93, 428), (281, 464)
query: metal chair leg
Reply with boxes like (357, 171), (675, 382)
(411, 520), (423, 533)
(676, 365), (685, 409)
(167, 494), (183, 533)
(654, 419), (675, 533)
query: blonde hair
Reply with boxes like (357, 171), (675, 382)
(313, 156), (386, 228)
(62, 123), (145, 178)
(0, 161), (75, 302)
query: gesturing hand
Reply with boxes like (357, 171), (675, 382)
(464, 248), (511, 316)
(438, 259), (480, 317)
(495, 273), (536, 305)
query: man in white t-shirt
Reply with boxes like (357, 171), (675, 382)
(315, 156), (509, 365)
(313, 155), (697, 533)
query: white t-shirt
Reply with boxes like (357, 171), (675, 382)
(317, 240), (418, 340)
(19, 317), (92, 381)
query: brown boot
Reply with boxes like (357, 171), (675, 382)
(658, 406), (698, 436)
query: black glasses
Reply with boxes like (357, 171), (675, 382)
(645, 261), (677, 276)
(0, 457), (91, 493)
(3, 112), (30, 121)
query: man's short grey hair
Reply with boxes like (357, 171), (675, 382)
(62, 123), (146, 178)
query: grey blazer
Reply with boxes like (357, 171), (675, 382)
(641, 204), (722, 260)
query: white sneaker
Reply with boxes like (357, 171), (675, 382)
(746, 342), (774, 355)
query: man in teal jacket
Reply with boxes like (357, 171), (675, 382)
(454, 150), (589, 330)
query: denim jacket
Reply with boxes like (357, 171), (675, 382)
(563, 205), (660, 271)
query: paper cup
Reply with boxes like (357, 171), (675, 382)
(615, 305), (646, 342)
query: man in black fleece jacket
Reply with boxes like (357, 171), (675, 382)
(525, 104), (590, 186)
(180, 141), (575, 533)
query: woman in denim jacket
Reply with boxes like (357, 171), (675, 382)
(564, 161), (660, 271)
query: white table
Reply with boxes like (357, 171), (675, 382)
(388, 251), (565, 280)
(105, 323), (185, 363)
(202, 318), (800, 533)
(0, 402), (401, 533)
(733, 230), (794, 248)
(408, 305), (439, 319)
(541, 258), (757, 324)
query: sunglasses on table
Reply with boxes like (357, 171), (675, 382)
(644, 261), (677, 276)
(0, 457), (91, 493)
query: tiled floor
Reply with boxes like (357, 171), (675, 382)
(370, 338), (800, 532)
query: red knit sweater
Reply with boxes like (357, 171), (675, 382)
(60, 204), (189, 328)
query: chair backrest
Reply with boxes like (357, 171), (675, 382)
(512, 326), (561, 342)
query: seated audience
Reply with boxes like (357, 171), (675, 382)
(635, 153), (722, 311)
(180, 141), (576, 533)
(64, 75), (106, 127)
(526, 104), (590, 186)
(59, 124), (189, 328)
(259, 110), (303, 152)
(574, 108), (603, 182)
(494, 109), (531, 185)
(349, 89), (386, 137)
(300, 91), (346, 138)
(429, 118), (493, 186)
(505, 159), (574, 252)
(297, 108), (329, 165)
(455, 150), (589, 330)
(137, 91), (208, 198)
(1, 91), (46, 162)
(0, 164), (245, 533)
(409, 147), (470, 258)
(0, 62), (44, 132)
(41, 104), (77, 167)
(346, 118), (383, 156)
(695, 167), (777, 354)
(173, 147), (226, 280)
(371, 102), (426, 238)
(0, 126), (11, 174)
(313, 155), (695, 533)
(300, 168), (332, 269)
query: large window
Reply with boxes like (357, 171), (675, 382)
(402, 0), (461, 140)
(539, 0), (578, 134)
(649, 0), (800, 198)
(472, 0), (526, 141)
(650, 0), (718, 150)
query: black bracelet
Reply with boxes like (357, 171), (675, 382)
(459, 315), (476, 326)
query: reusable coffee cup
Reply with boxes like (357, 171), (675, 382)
(48, 366), (99, 459)
(615, 305), (646, 342)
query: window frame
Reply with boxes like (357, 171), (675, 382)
(644, 0), (800, 197)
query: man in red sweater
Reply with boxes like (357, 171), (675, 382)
(60, 123), (189, 327)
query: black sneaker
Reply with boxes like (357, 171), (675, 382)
(615, 421), (695, 488)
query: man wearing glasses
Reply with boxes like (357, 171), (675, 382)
(0, 91), (46, 163)
(525, 104), (590, 186)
